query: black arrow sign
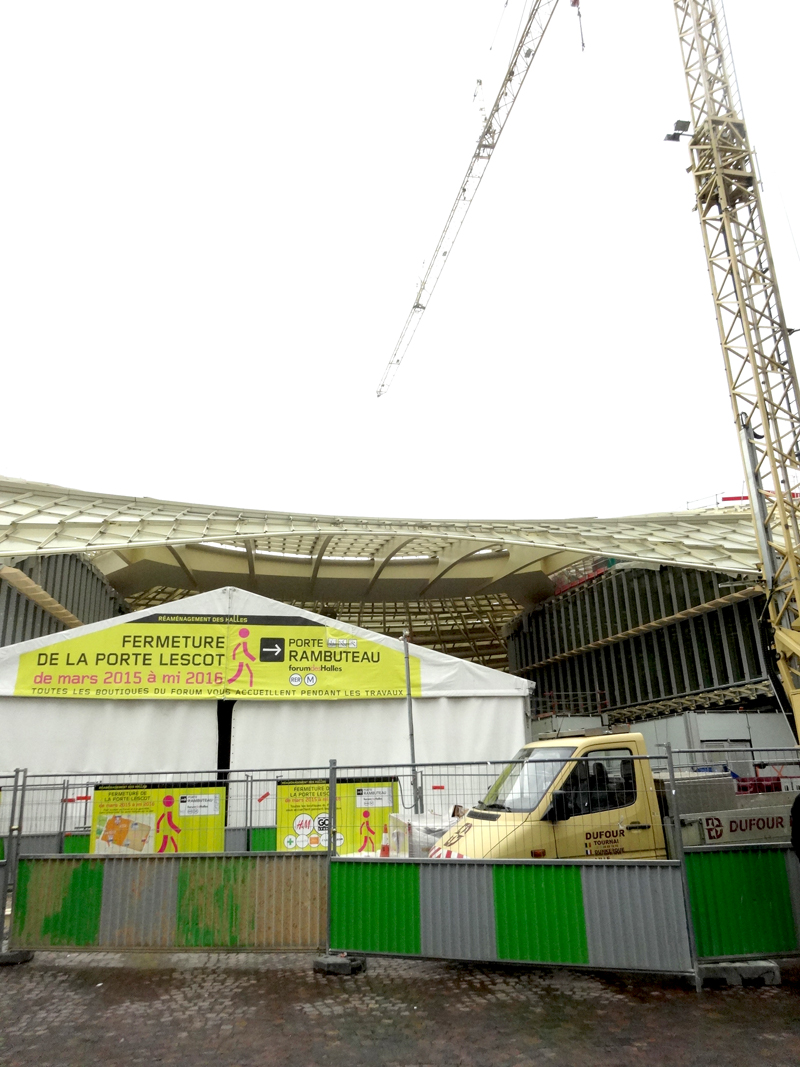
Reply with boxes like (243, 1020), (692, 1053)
(259, 637), (285, 662)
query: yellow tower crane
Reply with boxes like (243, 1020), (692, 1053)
(376, 0), (800, 734)
(671, 0), (800, 733)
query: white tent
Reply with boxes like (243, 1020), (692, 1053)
(0, 587), (529, 775)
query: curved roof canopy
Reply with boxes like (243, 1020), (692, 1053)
(0, 477), (760, 667)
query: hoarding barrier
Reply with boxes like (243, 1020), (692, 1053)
(5, 749), (800, 978)
(329, 857), (693, 973)
(684, 845), (800, 960)
(9, 852), (327, 952)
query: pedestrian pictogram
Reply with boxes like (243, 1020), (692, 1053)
(358, 809), (376, 852)
(156, 794), (181, 853)
(228, 627), (256, 687)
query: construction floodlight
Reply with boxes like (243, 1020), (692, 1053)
(674, 120), (691, 132)
(664, 132), (682, 142)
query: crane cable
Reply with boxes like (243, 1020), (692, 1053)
(570, 0), (585, 51)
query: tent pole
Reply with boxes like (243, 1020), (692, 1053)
(403, 631), (422, 814)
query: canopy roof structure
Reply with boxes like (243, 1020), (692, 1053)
(0, 477), (760, 667)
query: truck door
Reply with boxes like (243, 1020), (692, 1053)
(552, 747), (660, 859)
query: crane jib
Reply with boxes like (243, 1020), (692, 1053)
(376, 0), (562, 397)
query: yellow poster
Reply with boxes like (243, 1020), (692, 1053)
(90, 783), (226, 854)
(277, 779), (399, 855)
(14, 613), (421, 700)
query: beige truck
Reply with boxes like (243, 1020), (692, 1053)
(428, 729), (796, 860)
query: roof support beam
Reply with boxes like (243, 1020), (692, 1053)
(419, 540), (500, 597)
(167, 546), (199, 590)
(0, 565), (82, 628)
(308, 535), (334, 599)
(469, 546), (566, 594)
(364, 536), (417, 597)
(244, 540), (256, 582)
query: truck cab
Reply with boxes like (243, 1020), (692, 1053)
(430, 731), (667, 860)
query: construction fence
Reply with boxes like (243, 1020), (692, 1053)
(2, 747), (800, 978)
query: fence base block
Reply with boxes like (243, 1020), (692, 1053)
(0, 951), (34, 966)
(697, 960), (781, 988)
(313, 954), (366, 976)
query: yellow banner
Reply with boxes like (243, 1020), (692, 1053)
(14, 613), (421, 700)
(276, 779), (399, 855)
(91, 784), (226, 854)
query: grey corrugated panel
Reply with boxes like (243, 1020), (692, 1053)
(0, 581), (8, 645)
(18, 834), (62, 856)
(99, 858), (179, 948)
(582, 863), (692, 973)
(419, 863), (496, 961)
(65, 556), (79, 619)
(785, 852), (800, 941)
(225, 828), (248, 852)
(0, 553), (127, 648)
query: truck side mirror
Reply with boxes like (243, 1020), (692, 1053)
(548, 790), (571, 822)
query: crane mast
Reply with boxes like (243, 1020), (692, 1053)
(376, 0), (561, 397)
(674, 0), (800, 731)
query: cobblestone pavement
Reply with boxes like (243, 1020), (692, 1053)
(1, 952), (800, 1067)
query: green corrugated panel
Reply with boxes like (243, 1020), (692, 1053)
(686, 849), (798, 959)
(493, 864), (589, 965)
(330, 861), (421, 955)
(250, 827), (277, 852)
(175, 856), (259, 948)
(12, 859), (103, 948)
(63, 834), (91, 855)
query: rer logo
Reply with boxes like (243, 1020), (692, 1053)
(259, 637), (285, 662)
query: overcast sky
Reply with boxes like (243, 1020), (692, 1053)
(2, 1), (798, 522)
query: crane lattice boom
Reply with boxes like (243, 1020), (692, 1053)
(674, 0), (800, 729)
(376, 0), (561, 397)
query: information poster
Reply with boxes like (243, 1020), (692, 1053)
(90, 783), (226, 854)
(276, 779), (399, 855)
(15, 614), (421, 701)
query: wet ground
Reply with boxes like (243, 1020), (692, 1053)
(1, 951), (799, 1067)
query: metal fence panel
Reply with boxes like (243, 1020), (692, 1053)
(330, 860), (421, 956)
(581, 863), (692, 973)
(685, 847), (798, 959)
(99, 857), (179, 948)
(0, 857), (8, 946)
(173, 854), (327, 950)
(12, 857), (104, 949)
(786, 851), (800, 938)
(419, 862), (496, 961)
(18, 834), (62, 857)
(10, 853), (327, 952)
(492, 863), (588, 965)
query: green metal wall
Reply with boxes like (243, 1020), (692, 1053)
(686, 848), (799, 959)
(492, 864), (588, 964)
(330, 860), (421, 956)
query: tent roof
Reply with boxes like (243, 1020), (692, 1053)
(0, 586), (529, 698)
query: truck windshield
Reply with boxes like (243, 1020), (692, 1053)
(477, 747), (576, 813)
